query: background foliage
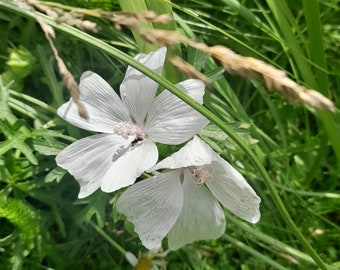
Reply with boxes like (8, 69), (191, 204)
(0, 0), (339, 269)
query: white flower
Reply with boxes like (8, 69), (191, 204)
(116, 136), (261, 250)
(56, 47), (209, 198)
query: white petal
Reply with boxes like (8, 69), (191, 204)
(150, 136), (215, 171)
(55, 134), (131, 198)
(145, 83), (209, 145)
(176, 79), (206, 104)
(100, 139), (158, 192)
(168, 169), (226, 250)
(58, 72), (130, 133)
(120, 47), (167, 125)
(205, 156), (261, 223)
(116, 170), (183, 250)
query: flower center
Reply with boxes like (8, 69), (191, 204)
(114, 122), (145, 141)
(188, 166), (212, 184)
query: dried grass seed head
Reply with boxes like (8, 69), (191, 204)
(203, 45), (335, 112)
(169, 56), (210, 87)
(140, 29), (190, 46)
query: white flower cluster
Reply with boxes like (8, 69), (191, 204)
(56, 47), (261, 250)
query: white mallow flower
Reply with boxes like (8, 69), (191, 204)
(116, 136), (261, 250)
(56, 47), (209, 198)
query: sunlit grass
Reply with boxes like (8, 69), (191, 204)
(0, 0), (339, 269)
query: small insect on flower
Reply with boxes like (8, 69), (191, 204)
(131, 136), (144, 146)
(55, 47), (209, 198)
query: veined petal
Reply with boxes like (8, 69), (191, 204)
(176, 79), (206, 104)
(120, 47), (167, 125)
(55, 134), (131, 198)
(168, 169), (226, 250)
(150, 136), (214, 171)
(145, 82), (209, 145)
(58, 72), (130, 133)
(205, 156), (261, 224)
(101, 139), (158, 193)
(116, 170), (183, 250)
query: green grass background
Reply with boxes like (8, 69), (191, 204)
(0, 0), (339, 269)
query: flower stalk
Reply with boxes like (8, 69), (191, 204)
(0, 1), (330, 268)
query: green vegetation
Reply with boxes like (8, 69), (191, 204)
(0, 0), (339, 269)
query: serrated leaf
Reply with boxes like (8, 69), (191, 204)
(45, 167), (66, 183)
(31, 136), (65, 156)
(0, 119), (38, 165)
(201, 124), (229, 141)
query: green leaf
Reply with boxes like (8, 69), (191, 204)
(0, 119), (38, 165)
(45, 167), (66, 183)
(117, 0), (157, 53)
(31, 136), (65, 156)
(75, 193), (109, 227)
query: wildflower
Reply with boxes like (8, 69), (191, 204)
(56, 47), (209, 198)
(116, 136), (261, 250)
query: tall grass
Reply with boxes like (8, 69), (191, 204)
(0, 0), (339, 269)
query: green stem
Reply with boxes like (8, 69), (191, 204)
(0, 2), (330, 269)
(266, 0), (340, 173)
(89, 221), (126, 256)
(9, 90), (57, 113)
(226, 214), (317, 266)
(223, 234), (291, 270)
(301, 0), (328, 95)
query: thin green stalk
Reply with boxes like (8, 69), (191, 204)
(8, 99), (45, 120)
(266, 0), (340, 171)
(161, 0), (274, 64)
(273, 185), (340, 199)
(301, 0), (328, 95)
(265, 0), (316, 85)
(226, 214), (317, 266)
(89, 221), (126, 256)
(301, 0), (340, 172)
(223, 234), (291, 270)
(318, 108), (340, 174)
(220, 0), (281, 42)
(0, 2), (330, 269)
(9, 90), (57, 113)
(36, 44), (64, 107)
